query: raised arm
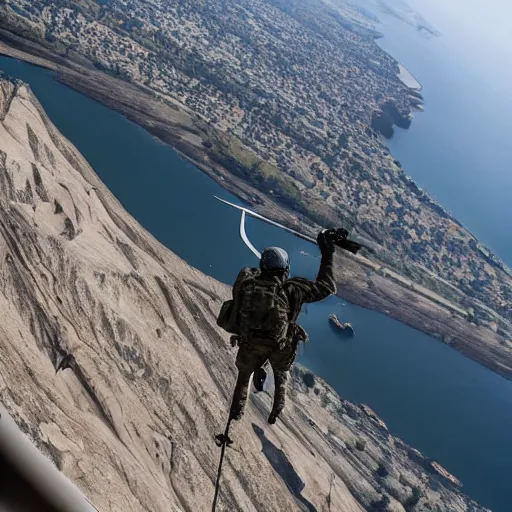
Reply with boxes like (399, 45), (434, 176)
(287, 231), (337, 305)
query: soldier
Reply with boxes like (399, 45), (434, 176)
(225, 229), (337, 425)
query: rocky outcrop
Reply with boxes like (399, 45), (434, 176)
(408, 90), (425, 110)
(382, 100), (412, 130)
(372, 100), (413, 138)
(371, 110), (396, 138)
(0, 79), (487, 511)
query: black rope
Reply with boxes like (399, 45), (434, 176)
(212, 417), (233, 512)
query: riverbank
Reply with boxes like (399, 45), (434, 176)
(1, 36), (511, 382)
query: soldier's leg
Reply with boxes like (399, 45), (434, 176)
(229, 370), (253, 420)
(267, 369), (289, 424)
(267, 342), (298, 424)
(230, 344), (270, 420)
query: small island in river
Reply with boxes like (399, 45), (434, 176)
(329, 314), (355, 337)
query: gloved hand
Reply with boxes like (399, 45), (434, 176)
(335, 227), (349, 240)
(317, 229), (335, 255)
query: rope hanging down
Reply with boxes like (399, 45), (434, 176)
(212, 416), (234, 512)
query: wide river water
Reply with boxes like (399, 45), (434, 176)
(1, 55), (511, 511)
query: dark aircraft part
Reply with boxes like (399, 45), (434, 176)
(0, 404), (97, 511)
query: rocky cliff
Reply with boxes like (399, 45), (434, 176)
(0, 79), (486, 511)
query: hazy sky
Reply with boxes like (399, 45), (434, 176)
(408, 0), (512, 94)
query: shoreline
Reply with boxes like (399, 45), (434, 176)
(397, 62), (423, 90)
(1, 38), (511, 382)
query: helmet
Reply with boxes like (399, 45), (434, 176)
(260, 247), (290, 272)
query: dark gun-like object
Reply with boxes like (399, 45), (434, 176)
(328, 228), (364, 255)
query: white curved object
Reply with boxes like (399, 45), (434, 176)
(215, 196), (317, 244)
(239, 210), (261, 259)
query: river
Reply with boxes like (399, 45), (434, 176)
(1, 56), (511, 511)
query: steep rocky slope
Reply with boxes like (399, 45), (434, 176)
(0, 79), (486, 511)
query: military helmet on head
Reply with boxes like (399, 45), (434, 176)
(260, 247), (290, 272)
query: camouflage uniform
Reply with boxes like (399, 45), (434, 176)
(229, 251), (336, 422)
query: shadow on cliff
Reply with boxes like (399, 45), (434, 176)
(252, 424), (318, 512)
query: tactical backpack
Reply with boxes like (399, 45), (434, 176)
(217, 271), (291, 345)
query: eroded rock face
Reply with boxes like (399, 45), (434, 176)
(0, 80), (487, 512)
